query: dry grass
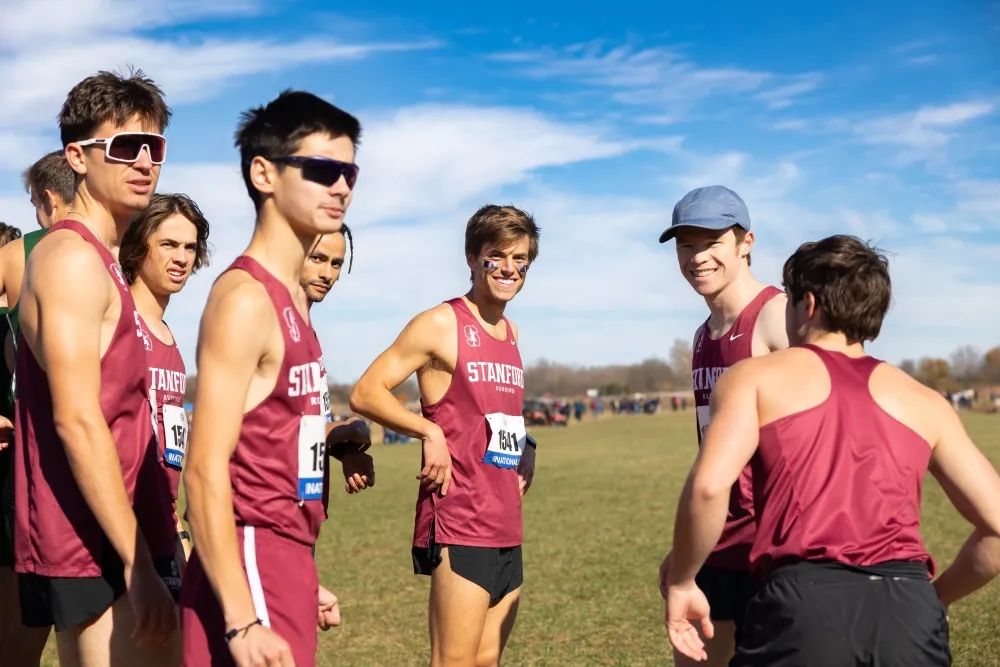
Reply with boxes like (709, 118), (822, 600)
(37, 411), (1000, 666)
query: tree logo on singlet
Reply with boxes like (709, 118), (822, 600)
(283, 307), (302, 343)
(464, 325), (481, 348)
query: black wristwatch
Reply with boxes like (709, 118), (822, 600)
(525, 435), (537, 450)
(177, 530), (191, 542)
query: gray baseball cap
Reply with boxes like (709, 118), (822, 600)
(658, 185), (751, 243)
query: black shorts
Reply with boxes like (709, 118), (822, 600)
(695, 564), (757, 644)
(18, 540), (127, 631)
(733, 560), (951, 667)
(413, 539), (523, 606)
(154, 554), (181, 603)
(0, 446), (13, 568)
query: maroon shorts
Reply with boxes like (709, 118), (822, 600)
(180, 525), (318, 667)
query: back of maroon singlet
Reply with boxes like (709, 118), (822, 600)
(749, 345), (936, 583)
(224, 256), (328, 547)
(691, 285), (782, 570)
(14, 220), (158, 577)
(413, 297), (526, 549)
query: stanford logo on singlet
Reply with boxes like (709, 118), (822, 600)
(467, 361), (524, 396)
(149, 367), (188, 468)
(283, 306), (302, 343)
(692, 366), (726, 441)
(464, 325), (481, 347)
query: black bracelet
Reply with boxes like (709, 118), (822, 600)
(224, 618), (262, 644)
(177, 530), (191, 542)
(525, 435), (537, 450)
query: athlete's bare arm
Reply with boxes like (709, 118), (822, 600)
(184, 275), (276, 628)
(668, 360), (761, 585)
(0, 238), (27, 306)
(922, 391), (1000, 606)
(350, 304), (456, 495)
(752, 292), (790, 355)
(23, 232), (175, 642)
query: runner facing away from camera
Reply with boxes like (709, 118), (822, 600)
(665, 234), (1000, 667)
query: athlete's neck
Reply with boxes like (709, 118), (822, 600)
(463, 287), (507, 328)
(800, 330), (867, 358)
(66, 184), (132, 255)
(704, 269), (766, 332)
(244, 209), (314, 303)
(130, 277), (169, 325)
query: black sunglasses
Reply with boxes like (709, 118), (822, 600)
(270, 156), (359, 189)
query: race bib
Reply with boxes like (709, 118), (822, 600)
(162, 404), (188, 469)
(483, 413), (527, 469)
(298, 415), (326, 500)
(696, 405), (711, 442)
(319, 374), (332, 423)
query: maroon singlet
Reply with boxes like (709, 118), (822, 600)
(749, 345), (936, 582)
(413, 297), (526, 549)
(181, 256), (327, 667)
(221, 256), (327, 545)
(691, 285), (782, 570)
(14, 220), (157, 577)
(133, 317), (187, 559)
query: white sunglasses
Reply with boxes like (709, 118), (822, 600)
(75, 132), (167, 165)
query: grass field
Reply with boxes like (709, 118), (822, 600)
(39, 410), (1000, 666)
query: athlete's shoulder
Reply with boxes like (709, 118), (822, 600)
(205, 269), (271, 314)
(755, 288), (789, 353)
(405, 302), (458, 337)
(28, 230), (105, 280)
(872, 360), (948, 406)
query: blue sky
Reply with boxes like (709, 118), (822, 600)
(1, 0), (998, 383)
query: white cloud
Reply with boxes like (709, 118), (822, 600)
(347, 105), (664, 226)
(0, 0), (440, 135)
(754, 73), (824, 110)
(853, 101), (995, 150)
(489, 40), (819, 114)
(905, 55), (939, 66)
(0, 0), (261, 49)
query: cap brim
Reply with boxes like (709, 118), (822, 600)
(658, 219), (747, 243)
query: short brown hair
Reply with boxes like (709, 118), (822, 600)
(120, 193), (212, 284)
(465, 204), (540, 274)
(731, 225), (751, 267)
(59, 67), (171, 147)
(0, 223), (22, 248)
(22, 150), (76, 205)
(782, 235), (891, 345)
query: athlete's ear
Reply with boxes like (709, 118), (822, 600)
(42, 190), (57, 217)
(741, 230), (755, 258)
(64, 144), (87, 177)
(803, 292), (817, 321)
(249, 156), (277, 200)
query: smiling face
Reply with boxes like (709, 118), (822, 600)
(468, 235), (531, 304)
(65, 115), (163, 221)
(136, 213), (199, 298)
(301, 232), (347, 304)
(674, 225), (753, 297)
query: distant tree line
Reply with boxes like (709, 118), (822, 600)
(899, 345), (1000, 393)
